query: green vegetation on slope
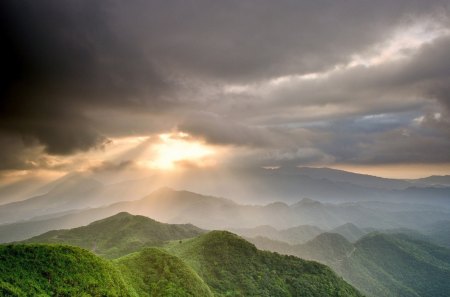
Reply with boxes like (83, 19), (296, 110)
(0, 244), (133, 297)
(7, 214), (365, 297)
(339, 233), (450, 297)
(115, 247), (213, 297)
(251, 231), (450, 297)
(166, 230), (363, 297)
(24, 212), (204, 258)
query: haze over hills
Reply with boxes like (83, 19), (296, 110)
(230, 224), (324, 245)
(248, 232), (450, 297)
(1, 187), (449, 243)
(1, 167), (449, 227)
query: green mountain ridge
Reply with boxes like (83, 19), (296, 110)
(166, 230), (363, 297)
(115, 247), (214, 297)
(23, 212), (205, 258)
(5, 213), (364, 297)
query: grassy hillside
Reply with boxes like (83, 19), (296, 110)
(0, 244), (133, 297)
(24, 212), (204, 258)
(166, 230), (363, 297)
(115, 248), (213, 297)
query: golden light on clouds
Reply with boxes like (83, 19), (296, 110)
(143, 132), (216, 170)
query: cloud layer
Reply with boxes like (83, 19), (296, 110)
(1, 0), (450, 173)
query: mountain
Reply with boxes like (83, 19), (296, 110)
(249, 232), (450, 297)
(230, 224), (324, 244)
(3, 167), (450, 227)
(296, 167), (412, 190)
(330, 223), (368, 242)
(2, 231), (364, 297)
(112, 188), (450, 230)
(0, 176), (51, 206)
(0, 175), (104, 224)
(0, 243), (215, 297)
(24, 212), (205, 258)
(410, 175), (450, 187)
(166, 230), (363, 297)
(0, 244), (133, 296)
(2, 187), (450, 243)
(115, 247), (214, 297)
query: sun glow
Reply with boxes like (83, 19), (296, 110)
(144, 132), (215, 170)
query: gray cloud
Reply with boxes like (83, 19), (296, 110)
(1, 0), (450, 170)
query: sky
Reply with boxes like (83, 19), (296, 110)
(1, 0), (450, 184)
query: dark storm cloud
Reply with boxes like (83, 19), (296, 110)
(1, 0), (450, 170)
(0, 0), (171, 156)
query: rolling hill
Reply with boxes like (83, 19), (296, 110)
(249, 232), (450, 297)
(0, 244), (133, 296)
(230, 224), (324, 245)
(115, 247), (214, 297)
(2, 225), (365, 296)
(166, 230), (363, 297)
(330, 223), (367, 242)
(24, 212), (205, 258)
(0, 244), (215, 297)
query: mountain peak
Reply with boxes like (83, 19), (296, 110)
(25, 212), (205, 258)
(292, 197), (322, 208)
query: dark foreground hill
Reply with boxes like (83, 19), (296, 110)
(24, 212), (204, 258)
(166, 230), (363, 297)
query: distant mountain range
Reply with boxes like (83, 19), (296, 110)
(1, 167), (449, 226)
(1, 187), (449, 243)
(230, 224), (324, 245)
